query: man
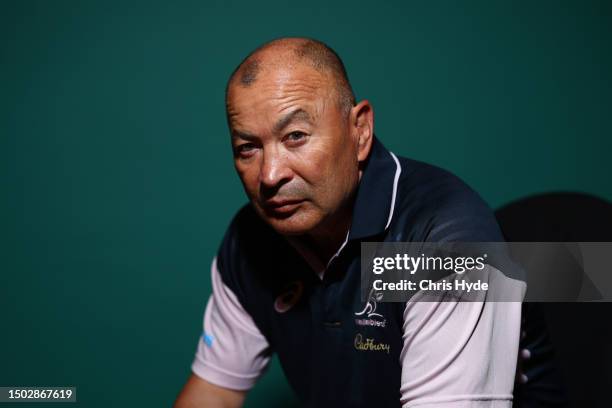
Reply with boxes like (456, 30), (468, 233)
(175, 37), (523, 407)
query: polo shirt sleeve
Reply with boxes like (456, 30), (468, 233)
(399, 265), (524, 408)
(191, 257), (272, 390)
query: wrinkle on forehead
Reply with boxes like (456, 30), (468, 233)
(227, 68), (330, 128)
(241, 64), (329, 99)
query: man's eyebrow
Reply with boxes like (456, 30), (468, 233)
(273, 109), (313, 133)
(231, 130), (258, 141)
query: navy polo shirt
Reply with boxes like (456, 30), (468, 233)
(192, 137), (529, 407)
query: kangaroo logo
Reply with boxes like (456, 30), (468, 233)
(355, 287), (384, 318)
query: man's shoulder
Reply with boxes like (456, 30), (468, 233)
(225, 203), (266, 238)
(392, 155), (504, 241)
(395, 156), (484, 208)
(215, 204), (288, 289)
(217, 204), (274, 263)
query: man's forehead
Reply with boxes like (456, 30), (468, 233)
(227, 67), (329, 124)
(230, 62), (329, 99)
(228, 99), (319, 135)
(230, 108), (316, 140)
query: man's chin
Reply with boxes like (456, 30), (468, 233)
(260, 210), (319, 237)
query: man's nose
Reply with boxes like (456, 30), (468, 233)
(259, 146), (293, 190)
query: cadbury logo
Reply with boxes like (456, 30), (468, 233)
(354, 333), (390, 354)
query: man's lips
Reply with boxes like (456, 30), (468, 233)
(263, 199), (305, 214)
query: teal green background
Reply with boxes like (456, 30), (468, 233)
(1, 1), (610, 406)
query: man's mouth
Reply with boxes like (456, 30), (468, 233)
(264, 199), (305, 214)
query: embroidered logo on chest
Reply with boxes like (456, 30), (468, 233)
(354, 287), (387, 328)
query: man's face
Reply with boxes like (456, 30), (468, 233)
(226, 64), (361, 236)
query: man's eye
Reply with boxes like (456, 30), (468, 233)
(235, 143), (257, 156)
(285, 131), (307, 143)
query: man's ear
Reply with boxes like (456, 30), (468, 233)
(350, 100), (374, 162)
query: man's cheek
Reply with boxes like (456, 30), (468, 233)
(294, 155), (331, 186)
(245, 184), (260, 201)
(236, 168), (258, 193)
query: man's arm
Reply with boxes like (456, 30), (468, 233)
(175, 258), (271, 407)
(399, 265), (525, 408)
(174, 374), (246, 408)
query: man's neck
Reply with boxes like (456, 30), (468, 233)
(286, 172), (362, 276)
(286, 210), (352, 277)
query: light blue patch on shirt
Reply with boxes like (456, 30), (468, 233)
(203, 332), (214, 347)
